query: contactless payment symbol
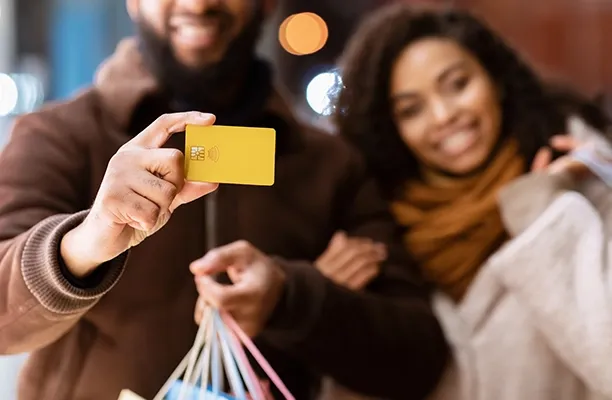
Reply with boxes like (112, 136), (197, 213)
(207, 146), (220, 162)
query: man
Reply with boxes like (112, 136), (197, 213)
(0, 0), (448, 399)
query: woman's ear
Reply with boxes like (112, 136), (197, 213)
(126, 0), (139, 22)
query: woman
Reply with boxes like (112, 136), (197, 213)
(324, 3), (612, 400)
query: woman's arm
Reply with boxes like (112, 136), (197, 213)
(493, 172), (612, 397)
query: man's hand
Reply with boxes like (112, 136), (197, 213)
(191, 241), (286, 338)
(61, 112), (219, 278)
(315, 231), (386, 290)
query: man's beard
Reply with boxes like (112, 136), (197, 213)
(136, 7), (264, 112)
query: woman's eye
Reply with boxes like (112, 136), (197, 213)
(450, 76), (469, 92)
(396, 104), (421, 119)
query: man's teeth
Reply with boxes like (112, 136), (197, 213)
(440, 131), (472, 154)
(176, 24), (217, 44)
(176, 24), (215, 40)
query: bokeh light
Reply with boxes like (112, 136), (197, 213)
(306, 69), (342, 116)
(12, 74), (44, 113)
(279, 12), (328, 56)
(0, 73), (18, 117)
(0, 73), (44, 117)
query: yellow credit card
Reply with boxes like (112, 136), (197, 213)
(185, 125), (276, 186)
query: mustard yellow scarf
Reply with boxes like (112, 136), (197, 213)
(392, 140), (525, 301)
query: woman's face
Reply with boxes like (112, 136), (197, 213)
(390, 37), (502, 176)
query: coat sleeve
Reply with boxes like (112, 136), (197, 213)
(0, 106), (127, 355)
(493, 171), (612, 397)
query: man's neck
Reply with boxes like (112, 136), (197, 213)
(174, 58), (254, 114)
(168, 57), (273, 127)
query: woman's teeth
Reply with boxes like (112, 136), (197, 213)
(440, 131), (474, 156)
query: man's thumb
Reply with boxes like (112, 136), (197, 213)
(170, 180), (219, 212)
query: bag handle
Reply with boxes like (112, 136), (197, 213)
(141, 305), (296, 400)
(220, 310), (295, 400)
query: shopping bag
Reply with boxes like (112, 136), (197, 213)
(166, 381), (237, 400)
(118, 306), (294, 400)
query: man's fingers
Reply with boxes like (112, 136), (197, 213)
(129, 171), (179, 212)
(129, 112), (216, 149)
(140, 148), (185, 185)
(169, 180), (219, 212)
(136, 148), (218, 212)
(194, 297), (207, 325)
(119, 190), (162, 232)
(226, 265), (243, 284)
(190, 240), (253, 275)
(195, 275), (246, 310)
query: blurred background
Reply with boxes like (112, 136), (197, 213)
(0, 0), (611, 397)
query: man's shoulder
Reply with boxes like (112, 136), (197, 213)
(12, 88), (105, 141)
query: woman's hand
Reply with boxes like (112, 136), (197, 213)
(531, 135), (593, 179)
(315, 231), (387, 290)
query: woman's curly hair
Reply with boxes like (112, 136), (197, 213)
(332, 3), (610, 199)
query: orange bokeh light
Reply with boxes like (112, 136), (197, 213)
(279, 12), (329, 56)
